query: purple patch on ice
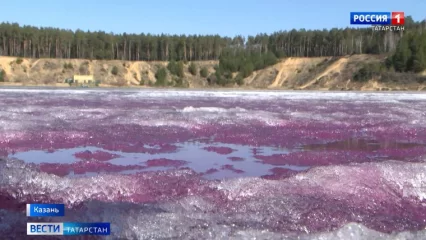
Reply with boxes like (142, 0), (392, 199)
(74, 150), (121, 161)
(39, 161), (145, 177)
(220, 164), (244, 173)
(145, 158), (188, 168)
(204, 168), (219, 174)
(228, 156), (244, 161)
(261, 167), (300, 180)
(203, 146), (235, 155)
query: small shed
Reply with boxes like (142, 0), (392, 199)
(73, 75), (94, 84)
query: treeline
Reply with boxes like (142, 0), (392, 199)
(0, 17), (425, 62)
(353, 31), (426, 82)
(387, 31), (426, 72)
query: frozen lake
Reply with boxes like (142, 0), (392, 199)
(1, 88), (426, 239)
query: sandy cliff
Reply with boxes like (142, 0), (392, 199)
(0, 56), (217, 88)
(0, 55), (424, 90)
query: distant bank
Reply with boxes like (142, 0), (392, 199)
(0, 55), (425, 91)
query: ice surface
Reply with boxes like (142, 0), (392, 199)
(1, 158), (426, 239)
(1, 89), (426, 239)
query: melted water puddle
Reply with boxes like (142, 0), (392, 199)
(9, 142), (305, 179)
(9, 138), (424, 180)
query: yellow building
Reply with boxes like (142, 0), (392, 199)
(73, 75), (94, 84)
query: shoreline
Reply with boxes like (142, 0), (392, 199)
(0, 84), (425, 94)
(0, 82), (425, 92)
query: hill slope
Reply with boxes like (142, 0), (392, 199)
(0, 55), (425, 90)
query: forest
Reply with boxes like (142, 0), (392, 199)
(0, 16), (425, 85)
(0, 17), (423, 61)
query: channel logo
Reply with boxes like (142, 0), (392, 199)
(350, 12), (404, 25)
(27, 222), (111, 236)
(27, 223), (63, 235)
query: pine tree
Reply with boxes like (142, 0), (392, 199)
(200, 67), (208, 78)
(188, 62), (197, 75)
(155, 67), (167, 86)
(0, 69), (5, 82)
(392, 36), (411, 72)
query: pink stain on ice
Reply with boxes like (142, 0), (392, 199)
(204, 168), (219, 174)
(74, 150), (121, 161)
(39, 161), (145, 176)
(256, 150), (389, 166)
(220, 164), (244, 173)
(145, 158), (188, 168)
(0, 149), (7, 157)
(203, 146), (235, 155)
(261, 167), (300, 180)
(228, 156), (244, 161)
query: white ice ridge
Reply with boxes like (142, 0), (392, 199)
(2, 158), (426, 208)
(298, 223), (426, 240)
(2, 88), (426, 102)
(181, 106), (247, 113)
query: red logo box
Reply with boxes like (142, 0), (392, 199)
(391, 12), (404, 25)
